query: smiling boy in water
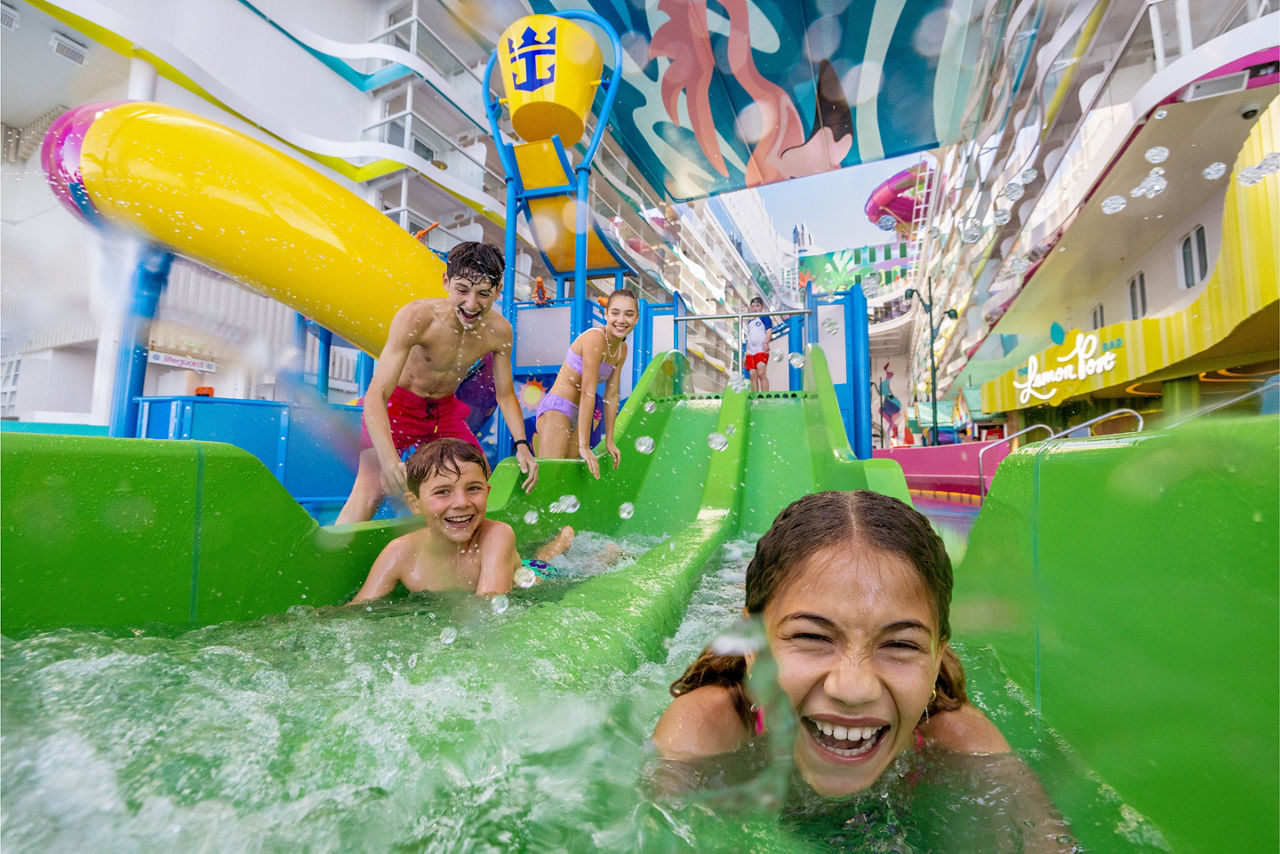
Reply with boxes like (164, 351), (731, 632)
(350, 438), (572, 602)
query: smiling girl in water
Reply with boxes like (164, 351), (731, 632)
(651, 490), (1073, 848)
(535, 289), (639, 479)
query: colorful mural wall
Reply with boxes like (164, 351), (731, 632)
(529, 0), (996, 201)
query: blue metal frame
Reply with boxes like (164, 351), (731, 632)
(484, 10), (637, 457)
(109, 246), (174, 438)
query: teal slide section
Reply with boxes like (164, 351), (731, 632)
(953, 415), (1279, 853)
(0, 346), (905, 637)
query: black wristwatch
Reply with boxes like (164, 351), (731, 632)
(513, 438), (531, 451)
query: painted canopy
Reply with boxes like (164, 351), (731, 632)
(529, 0), (994, 201)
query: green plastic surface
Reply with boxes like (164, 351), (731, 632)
(1, 347), (904, 638)
(954, 416), (1280, 853)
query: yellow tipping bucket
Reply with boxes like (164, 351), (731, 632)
(497, 14), (602, 145)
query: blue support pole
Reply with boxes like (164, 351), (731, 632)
(292, 313), (308, 402)
(633, 298), (652, 386)
(786, 315), (804, 391)
(848, 288), (873, 460)
(355, 352), (375, 397)
(312, 324), (332, 400)
(109, 246), (173, 438)
(572, 165), (590, 339)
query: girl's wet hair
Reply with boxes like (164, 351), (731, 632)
(606, 288), (638, 308)
(671, 490), (967, 727)
(446, 241), (503, 286)
(405, 438), (490, 493)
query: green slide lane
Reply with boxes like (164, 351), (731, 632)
(954, 415), (1279, 854)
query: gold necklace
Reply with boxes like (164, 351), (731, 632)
(602, 327), (621, 362)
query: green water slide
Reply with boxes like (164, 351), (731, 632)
(0, 347), (907, 638)
(954, 415), (1279, 853)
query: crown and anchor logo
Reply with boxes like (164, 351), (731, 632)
(507, 25), (557, 92)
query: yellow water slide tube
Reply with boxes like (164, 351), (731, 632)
(43, 101), (445, 354)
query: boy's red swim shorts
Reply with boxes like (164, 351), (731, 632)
(359, 387), (483, 456)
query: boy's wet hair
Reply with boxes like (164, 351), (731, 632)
(607, 288), (638, 308)
(405, 438), (490, 493)
(446, 242), (503, 287)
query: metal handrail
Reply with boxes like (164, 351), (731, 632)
(1046, 407), (1145, 441)
(978, 423), (1053, 499)
(674, 310), (811, 377)
(1164, 375), (1279, 429)
(671, 309), (810, 323)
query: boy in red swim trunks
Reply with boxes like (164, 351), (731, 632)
(336, 242), (538, 523)
(743, 296), (775, 392)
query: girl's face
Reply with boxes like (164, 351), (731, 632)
(762, 543), (943, 797)
(605, 298), (638, 341)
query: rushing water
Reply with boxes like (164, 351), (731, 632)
(3, 532), (1166, 852)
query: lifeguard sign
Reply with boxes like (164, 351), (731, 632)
(497, 15), (603, 145)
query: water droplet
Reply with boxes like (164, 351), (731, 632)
(634, 435), (655, 454)
(1202, 161), (1227, 180)
(863, 269), (882, 289)
(788, 353), (806, 369)
(707, 432), (729, 451)
(822, 317), (840, 336)
(710, 622), (764, 656)
(1142, 174), (1167, 197)
(1144, 146), (1169, 164)
(618, 501), (635, 519)
(556, 494), (579, 513)
(1008, 257), (1029, 274)
(491, 594), (509, 614)
(1002, 181), (1024, 201)
(728, 374), (748, 393)
(514, 567), (537, 588)
(1154, 107), (1168, 119)
(1260, 152), (1279, 173)
(927, 226), (940, 239)
(643, 400), (657, 413)
(992, 208), (1011, 226)
(725, 423), (737, 436)
(408, 653), (419, 668)
(523, 510), (539, 524)
(876, 214), (897, 231)
(1020, 168), (1038, 183)
(1101, 195), (1126, 214)
(960, 222), (983, 243)
(771, 350), (785, 364)
(1238, 166), (1263, 187)
(440, 627), (458, 644)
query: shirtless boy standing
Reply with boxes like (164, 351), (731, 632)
(336, 242), (538, 524)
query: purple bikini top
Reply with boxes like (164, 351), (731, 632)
(565, 329), (616, 381)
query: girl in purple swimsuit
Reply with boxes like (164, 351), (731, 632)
(535, 289), (639, 479)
